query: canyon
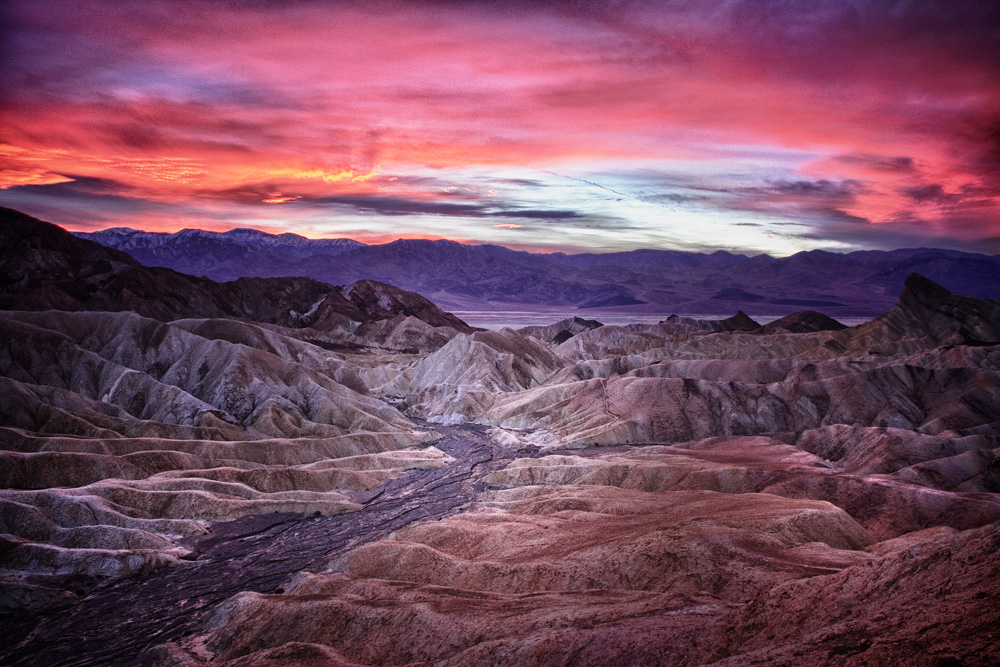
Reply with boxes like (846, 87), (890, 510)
(1, 206), (998, 666)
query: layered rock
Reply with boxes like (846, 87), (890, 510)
(752, 310), (847, 335)
(156, 517), (1000, 667)
(517, 316), (603, 344)
(0, 306), (446, 612)
(0, 446), (451, 614)
(2, 206), (999, 666)
(156, 485), (878, 666)
(482, 436), (1000, 539)
(378, 329), (564, 423)
(0, 310), (416, 439)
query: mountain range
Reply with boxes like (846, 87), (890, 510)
(0, 208), (473, 353)
(74, 222), (1000, 318)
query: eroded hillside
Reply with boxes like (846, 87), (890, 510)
(1, 210), (998, 666)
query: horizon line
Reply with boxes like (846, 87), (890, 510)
(68, 223), (996, 260)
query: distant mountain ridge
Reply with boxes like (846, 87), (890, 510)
(72, 219), (1000, 317)
(78, 226), (365, 256)
(0, 207), (473, 345)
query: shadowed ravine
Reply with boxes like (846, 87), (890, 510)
(0, 425), (518, 667)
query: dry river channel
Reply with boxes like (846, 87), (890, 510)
(0, 424), (531, 666)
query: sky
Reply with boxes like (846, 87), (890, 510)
(1, 0), (998, 256)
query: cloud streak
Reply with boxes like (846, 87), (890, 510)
(1, 0), (998, 253)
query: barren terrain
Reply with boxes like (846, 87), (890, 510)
(1, 208), (998, 666)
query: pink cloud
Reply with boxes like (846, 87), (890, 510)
(2, 0), (997, 249)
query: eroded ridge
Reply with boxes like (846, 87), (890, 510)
(1, 211), (998, 666)
(0, 425), (518, 667)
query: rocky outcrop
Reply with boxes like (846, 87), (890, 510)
(378, 329), (565, 423)
(336, 486), (873, 596)
(484, 362), (1000, 447)
(0, 310), (420, 439)
(660, 310), (760, 333)
(753, 310), (847, 335)
(170, 318), (369, 392)
(551, 312), (764, 363)
(482, 436), (1000, 539)
(343, 280), (473, 332)
(548, 275), (999, 366)
(686, 521), (1000, 665)
(517, 316), (603, 344)
(867, 272), (1000, 347)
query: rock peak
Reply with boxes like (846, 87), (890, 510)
(890, 272), (1000, 345)
(899, 272), (953, 308)
(754, 310), (846, 335)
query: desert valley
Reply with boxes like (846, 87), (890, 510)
(4, 0), (1000, 663)
(0, 206), (997, 666)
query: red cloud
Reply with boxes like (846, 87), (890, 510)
(2, 0), (997, 247)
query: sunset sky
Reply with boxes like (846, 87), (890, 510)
(1, 0), (998, 255)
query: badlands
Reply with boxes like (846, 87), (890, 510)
(0, 207), (998, 666)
